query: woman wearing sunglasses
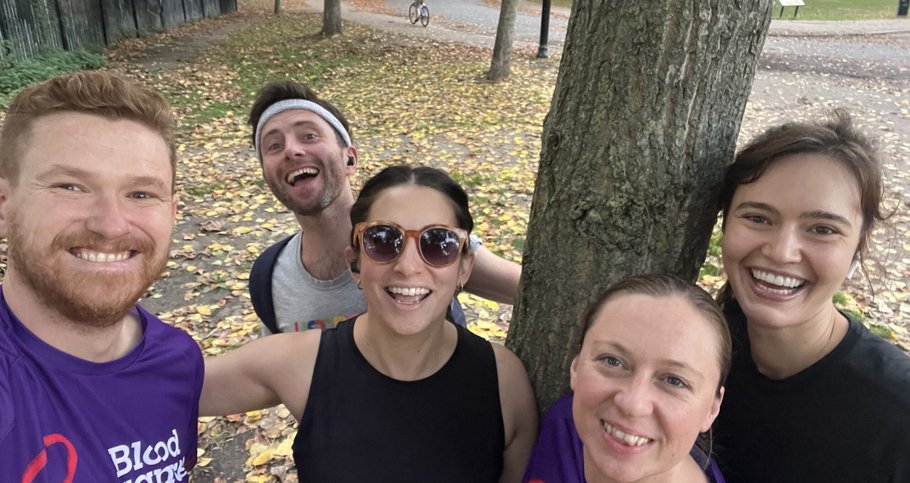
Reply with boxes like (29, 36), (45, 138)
(201, 165), (538, 482)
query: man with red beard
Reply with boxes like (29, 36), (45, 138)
(0, 71), (202, 481)
(248, 81), (522, 334)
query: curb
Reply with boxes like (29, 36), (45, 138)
(768, 28), (910, 38)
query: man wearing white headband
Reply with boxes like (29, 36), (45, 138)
(247, 81), (521, 335)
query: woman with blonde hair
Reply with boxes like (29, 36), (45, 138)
(523, 273), (730, 483)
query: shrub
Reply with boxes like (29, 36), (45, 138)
(0, 49), (106, 107)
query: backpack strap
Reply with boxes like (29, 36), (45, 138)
(448, 296), (467, 327)
(249, 234), (295, 334)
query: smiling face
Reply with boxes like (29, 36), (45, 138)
(570, 293), (724, 483)
(721, 153), (862, 331)
(0, 112), (176, 327)
(258, 109), (355, 216)
(353, 184), (473, 336)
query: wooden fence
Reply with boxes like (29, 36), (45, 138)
(0, 0), (238, 61)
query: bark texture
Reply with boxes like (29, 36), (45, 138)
(487, 0), (518, 81)
(507, 0), (773, 411)
(322, 0), (342, 36)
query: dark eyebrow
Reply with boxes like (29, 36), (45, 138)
(802, 210), (853, 227)
(261, 120), (323, 141)
(734, 201), (852, 227)
(733, 201), (778, 215)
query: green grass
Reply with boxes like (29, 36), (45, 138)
(0, 48), (106, 107)
(776, 0), (903, 20)
(219, 17), (363, 103)
(526, 0), (573, 10)
(525, 0), (905, 20)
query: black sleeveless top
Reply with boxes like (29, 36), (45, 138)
(293, 318), (505, 483)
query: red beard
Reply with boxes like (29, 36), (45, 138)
(6, 221), (169, 328)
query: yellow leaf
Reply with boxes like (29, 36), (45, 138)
(274, 435), (295, 456)
(196, 305), (212, 316)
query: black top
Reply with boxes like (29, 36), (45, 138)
(715, 302), (910, 482)
(294, 318), (505, 483)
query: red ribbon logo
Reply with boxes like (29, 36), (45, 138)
(21, 433), (78, 483)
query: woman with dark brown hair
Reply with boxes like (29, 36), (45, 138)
(201, 165), (538, 483)
(714, 110), (910, 482)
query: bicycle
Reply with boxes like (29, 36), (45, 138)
(408, 0), (429, 27)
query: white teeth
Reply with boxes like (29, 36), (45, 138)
(286, 167), (318, 184)
(77, 250), (130, 263)
(751, 269), (803, 289)
(387, 286), (430, 297)
(604, 423), (651, 447)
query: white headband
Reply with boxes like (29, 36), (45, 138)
(254, 99), (352, 164)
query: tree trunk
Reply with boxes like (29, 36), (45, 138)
(274, 0), (281, 15)
(487, 0), (518, 81)
(506, 0), (773, 411)
(322, 0), (342, 36)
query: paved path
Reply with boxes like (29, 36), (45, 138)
(337, 0), (910, 53)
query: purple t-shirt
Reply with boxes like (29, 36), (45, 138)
(0, 289), (204, 482)
(523, 394), (725, 483)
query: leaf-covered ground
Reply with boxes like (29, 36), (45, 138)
(110, 3), (549, 479)
(0, 1), (907, 481)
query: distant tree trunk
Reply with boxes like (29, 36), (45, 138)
(487, 0), (518, 81)
(506, 0), (773, 411)
(322, 0), (342, 36)
(274, 0), (281, 14)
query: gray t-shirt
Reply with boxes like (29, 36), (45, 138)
(266, 231), (367, 334)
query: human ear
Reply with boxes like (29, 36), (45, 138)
(569, 356), (580, 392)
(344, 146), (358, 175)
(846, 252), (861, 279)
(457, 252), (475, 289)
(701, 386), (725, 433)
(170, 193), (179, 220)
(0, 178), (13, 237)
(345, 246), (361, 277)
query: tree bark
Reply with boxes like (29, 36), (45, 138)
(322, 0), (342, 36)
(487, 0), (518, 81)
(506, 0), (773, 411)
(274, 0), (281, 15)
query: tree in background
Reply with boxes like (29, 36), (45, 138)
(274, 0), (341, 35)
(322, 0), (343, 35)
(506, 0), (774, 410)
(487, 0), (519, 81)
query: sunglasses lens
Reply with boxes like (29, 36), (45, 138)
(420, 228), (462, 266)
(362, 225), (402, 262)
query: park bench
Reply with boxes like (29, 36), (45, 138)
(778, 0), (805, 18)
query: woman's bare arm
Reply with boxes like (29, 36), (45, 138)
(200, 330), (322, 420)
(492, 343), (539, 483)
